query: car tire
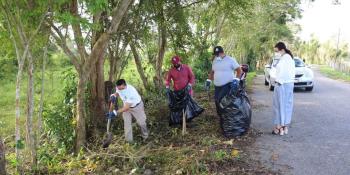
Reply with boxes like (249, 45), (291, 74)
(305, 86), (313, 91)
(264, 77), (269, 86)
(269, 81), (274, 91)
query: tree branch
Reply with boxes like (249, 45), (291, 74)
(85, 0), (133, 74)
(50, 23), (81, 71)
(108, 0), (133, 34)
(70, 0), (88, 62)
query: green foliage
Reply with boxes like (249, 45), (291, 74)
(192, 50), (212, 82)
(0, 56), (17, 80)
(85, 0), (108, 14)
(61, 68), (78, 105)
(0, 16), (17, 79)
(6, 152), (18, 169)
(42, 102), (75, 150)
(15, 139), (25, 150)
(212, 150), (229, 161)
(42, 68), (77, 151)
(245, 71), (257, 88)
(293, 37), (349, 65)
(219, 0), (301, 69)
(37, 142), (68, 174)
(319, 65), (350, 82)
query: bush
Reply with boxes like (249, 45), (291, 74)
(0, 56), (17, 80)
(192, 51), (212, 82)
(42, 68), (77, 151)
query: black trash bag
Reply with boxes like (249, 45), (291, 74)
(166, 88), (204, 125)
(216, 81), (252, 138)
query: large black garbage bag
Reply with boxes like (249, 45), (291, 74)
(166, 88), (204, 125)
(216, 82), (252, 137)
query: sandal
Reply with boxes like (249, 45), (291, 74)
(283, 126), (288, 135)
(272, 127), (280, 135)
(279, 127), (284, 136)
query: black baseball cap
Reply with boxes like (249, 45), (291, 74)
(213, 46), (224, 56)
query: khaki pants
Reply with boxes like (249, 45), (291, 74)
(122, 101), (149, 142)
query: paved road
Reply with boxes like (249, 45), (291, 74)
(249, 68), (350, 175)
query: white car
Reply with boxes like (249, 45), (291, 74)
(264, 57), (314, 91)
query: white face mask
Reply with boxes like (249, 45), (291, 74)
(274, 52), (282, 57)
(216, 56), (223, 60)
(117, 86), (127, 94)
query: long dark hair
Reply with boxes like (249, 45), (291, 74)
(275, 42), (293, 58)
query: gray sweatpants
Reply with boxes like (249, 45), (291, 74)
(122, 101), (149, 142)
(273, 82), (294, 126)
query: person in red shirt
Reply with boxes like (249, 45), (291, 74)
(165, 55), (195, 95)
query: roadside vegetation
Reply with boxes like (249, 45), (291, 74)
(319, 65), (350, 82)
(0, 0), (328, 174)
(293, 36), (350, 74)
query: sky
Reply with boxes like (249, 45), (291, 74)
(296, 0), (350, 44)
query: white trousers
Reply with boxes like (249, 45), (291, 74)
(273, 83), (294, 126)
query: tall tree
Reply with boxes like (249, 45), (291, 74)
(37, 45), (49, 138)
(1, 0), (47, 170)
(50, 0), (133, 152)
(132, 0), (194, 90)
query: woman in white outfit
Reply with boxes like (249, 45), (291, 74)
(272, 42), (295, 136)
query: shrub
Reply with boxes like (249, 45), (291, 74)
(42, 68), (77, 151)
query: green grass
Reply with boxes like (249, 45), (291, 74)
(0, 78), (26, 137)
(0, 69), (64, 137)
(246, 71), (257, 88)
(0, 61), (146, 138)
(319, 65), (350, 82)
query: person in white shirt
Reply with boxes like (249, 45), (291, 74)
(272, 42), (295, 136)
(208, 46), (242, 102)
(109, 79), (149, 142)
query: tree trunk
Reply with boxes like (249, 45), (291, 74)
(15, 63), (23, 173)
(38, 46), (47, 137)
(89, 18), (107, 131)
(117, 52), (131, 80)
(0, 137), (6, 175)
(26, 53), (36, 167)
(96, 56), (106, 119)
(2, 3), (46, 173)
(108, 54), (117, 82)
(130, 43), (150, 90)
(89, 55), (106, 131)
(108, 54), (124, 82)
(154, 19), (167, 90)
(89, 65), (98, 135)
(75, 74), (87, 153)
(115, 55), (125, 79)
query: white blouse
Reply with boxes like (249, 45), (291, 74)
(275, 54), (295, 84)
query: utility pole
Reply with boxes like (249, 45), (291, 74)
(332, 0), (341, 68)
(335, 28), (340, 60)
